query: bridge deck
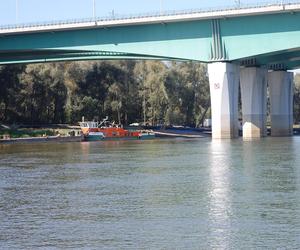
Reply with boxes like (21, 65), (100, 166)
(1, 1), (300, 35)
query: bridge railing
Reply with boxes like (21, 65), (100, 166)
(0, 0), (300, 31)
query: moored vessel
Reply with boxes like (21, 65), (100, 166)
(79, 118), (155, 141)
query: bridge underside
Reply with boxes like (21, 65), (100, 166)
(1, 48), (300, 71)
(239, 48), (300, 70)
(0, 50), (180, 65)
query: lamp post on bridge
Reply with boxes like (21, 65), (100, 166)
(235, 0), (241, 8)
(93, 0), (96, 20)
(15, 0), (19, 23)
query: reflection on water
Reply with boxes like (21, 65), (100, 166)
(1, 138), (300, 249)
(208, 140), (232, 249)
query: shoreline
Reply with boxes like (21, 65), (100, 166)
(0, 135), (83, 144)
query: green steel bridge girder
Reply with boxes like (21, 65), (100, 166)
(0, 55), (185, 65)
(0, 51), (182, 65)
(2, 11), (300, 69)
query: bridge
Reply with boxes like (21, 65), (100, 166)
(1, 1), (300, 139)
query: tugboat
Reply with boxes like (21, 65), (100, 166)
(79, 117), (155, 141)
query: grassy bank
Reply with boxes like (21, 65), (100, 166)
(0, 128), (55, 139)
(0, 126), (80, 139)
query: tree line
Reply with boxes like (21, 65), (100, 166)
(2, 60), (300, 127)
(0, 60), (211, 127)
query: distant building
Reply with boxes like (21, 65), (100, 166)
(203, 119), (212, 128)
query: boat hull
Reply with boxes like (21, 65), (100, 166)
(83, 133), (155, 141)
(139, 134), (156, 140)
(85, 132), (105, 141)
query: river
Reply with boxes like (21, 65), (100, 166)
(1, 138), (300, 249)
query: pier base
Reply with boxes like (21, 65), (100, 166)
(269, 71), (294, 136)
(240, 67), (267, 138)
(208, 62), (239, 139)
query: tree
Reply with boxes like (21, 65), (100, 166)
(134, 61), (168, 125)
(117, 60), (140, 125)
(0, 65), (25, 122)
(294, 74), (300, 124)
(164, 62), (186, 125)
(165, 62), (210, 127)
(19, 63), (67, 123)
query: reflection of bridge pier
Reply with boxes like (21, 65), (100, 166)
(208, 63), (294, 139)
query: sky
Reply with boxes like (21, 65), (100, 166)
(0, 0), (281, 26)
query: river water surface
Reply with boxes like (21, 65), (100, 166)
(1, 138), (300, 249)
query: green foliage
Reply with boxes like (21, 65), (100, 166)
(135, 61), (168, 125)
(0, 65), (25, 121)
(13, 63), (67, 124)
(294, 74), (300, 123)
(0, 129), (54, 138)
(0, 60), (212, 127)
(164, 61), (210, 126)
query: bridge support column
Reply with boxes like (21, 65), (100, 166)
(269, 71), (294, 136)
(208, 62), (239, 139)
(240, 67), (267, 138)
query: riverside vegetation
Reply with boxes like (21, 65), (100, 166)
(0, 61), (210, 129)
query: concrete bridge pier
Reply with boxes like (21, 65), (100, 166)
(269, 71), (294, 137)
(208, 62), (239, 139)
(240, 67), (268, 138)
